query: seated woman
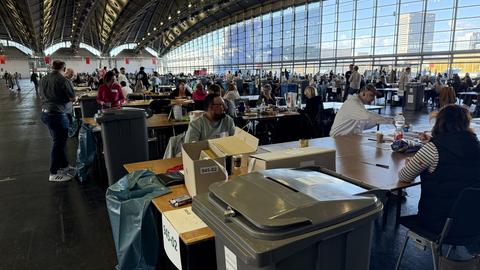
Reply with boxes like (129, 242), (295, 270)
(301, 86), (324, 121)
(257, 84), (275, 106)
(96, 71), (125, 108)
(223, 83), (240, 102)
(399, 104), (480, 235)
(134, 80), (146, 93)
(170, 79), (192, 99)
(192, 83), (208, 101)
(438, 86), (456, 108)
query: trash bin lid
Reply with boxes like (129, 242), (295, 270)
(79, 95), (97, 100)
(208, 168), (381, 240)
(96, 107), (146, 123)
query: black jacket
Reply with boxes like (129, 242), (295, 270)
(419, 131), (480, 233)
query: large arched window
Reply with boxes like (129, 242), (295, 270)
(43, 41), (71, 55)
(0, 39), (33, 55)
(109, 43), (159, 57)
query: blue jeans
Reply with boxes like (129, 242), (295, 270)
(41, 112), (69, 174)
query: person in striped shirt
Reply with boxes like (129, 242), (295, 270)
(399, 104), (480, 236)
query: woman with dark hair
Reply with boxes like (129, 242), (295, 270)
(96, 71), (125, 108)
(399, 104), (480, 234)
(170, 79), (192, 99)
(192, 83), (208, 101)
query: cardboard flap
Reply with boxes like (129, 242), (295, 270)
(251, 147), (335, 161)
(209, 127), (258, 156)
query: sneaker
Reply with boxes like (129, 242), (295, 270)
(49, 173), (72, 182)
(58, 165), (77, 177)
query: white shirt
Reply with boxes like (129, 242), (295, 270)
(349, 71), (361, 89)
(329, 95), (392, 137)
(398, 72), (411, 95)
(118, 73), (129, 84)
(122, 86), (133, 97)
(223, 91), (240, 101)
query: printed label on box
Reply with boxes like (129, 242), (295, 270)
(200, 165), (219, 175)
(407, 95), (414, 103)
(162, 214), (182, 270)
(299, 160), (315, 167)
(225, 246), (238, 270)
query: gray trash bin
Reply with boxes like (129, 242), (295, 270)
(79, 95), (99, 117)
(96, 108), (148, 185)
(193, 168), (383, 270)
(404, 83), (425, 111)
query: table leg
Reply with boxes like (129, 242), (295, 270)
(395, 188), (403, 226)
(383, 192), (392, 229)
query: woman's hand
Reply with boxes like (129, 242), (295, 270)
(417, 132), (431, 143)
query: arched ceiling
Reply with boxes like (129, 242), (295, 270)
(0, 0), (309, 57)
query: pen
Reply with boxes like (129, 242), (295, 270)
(361, 161), (390, 169)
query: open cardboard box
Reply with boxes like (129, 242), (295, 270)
(182, 127), (259, 196)
(249, 147), (336, 172)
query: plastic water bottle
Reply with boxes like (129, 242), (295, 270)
(394, 113), (405, 140)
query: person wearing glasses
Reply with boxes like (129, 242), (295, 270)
(184, 93), (235, 143)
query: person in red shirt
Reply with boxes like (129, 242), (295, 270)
(96, 71), (125, 108)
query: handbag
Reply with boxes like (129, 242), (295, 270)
(439, 255), (480, 270)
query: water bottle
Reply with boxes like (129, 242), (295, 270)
(394, 113), (405, 140)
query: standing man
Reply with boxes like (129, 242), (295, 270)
(30, 71), (39, 95)
(398, 67), (411, 106)
(348, 65), (361, 96)
(136, 67), (149, 90)
(117, 67), (129, 86)
(39, 60), (76, 182)
(343, 64), (354, 101)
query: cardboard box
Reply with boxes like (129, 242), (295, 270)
(249, 147), (336, 172)
(182, 127), (258, 196)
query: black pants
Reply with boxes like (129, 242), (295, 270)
(41, 112), (69, 174)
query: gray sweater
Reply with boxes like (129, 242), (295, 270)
(184, 114), (235, 143)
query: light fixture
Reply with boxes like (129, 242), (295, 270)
(142, 37), (145, 40)
(188, 3), (192, 7)
(153, 27), (157, 31)
(147, 33), (150, 36)
(160, 22), (164, 25)
(177, 10), (180, 14)
(168, 16), (171, 20)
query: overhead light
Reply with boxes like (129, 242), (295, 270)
(177, 10), (180, 14)
(142, 38), (145, 40)
(188, 3), (192, 7)
(160, 22), (164, 25)
(153, 27), (157, 31)
(168, 16), (171, 20)
(147, 33), (150, 36)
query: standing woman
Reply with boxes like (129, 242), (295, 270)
(96, 71), (125, 108)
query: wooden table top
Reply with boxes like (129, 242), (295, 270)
(242, 111), (300, 121)
(260, 135), (418, 191)
(123, 157), (248, 244)
(82, 113), (189, 129)
(123, 100), (153, 107)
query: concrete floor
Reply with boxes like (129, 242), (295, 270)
(0, 79), (437, 270)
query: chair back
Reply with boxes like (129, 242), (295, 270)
(149, 99), (171, 114)
(127, 93), (144, 100)
(442, 188), (480, 246)
(194, 100), (205, 111)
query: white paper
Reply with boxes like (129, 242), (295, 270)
(163, 207), (208, 233)
(295, 176), (334, 186)
(162, 214), (182, 270)
(225, 246), (238, 270)
(407, 95), (414, 103)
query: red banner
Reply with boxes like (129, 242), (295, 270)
(125, 57), (129, 64)
(44, 56), (50, 64)
(152, 58), (157, 65)
(0, 55), (5, 64)
(86, 56), (90, 64)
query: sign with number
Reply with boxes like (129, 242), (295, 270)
(200, 165), (219, 175)
(162, 214), (182, 270)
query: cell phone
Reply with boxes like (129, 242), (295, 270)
(169, 194), (192, 207)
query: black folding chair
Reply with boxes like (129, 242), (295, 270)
(395, 188), (480, 270)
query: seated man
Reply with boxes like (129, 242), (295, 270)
(330, 85), (393, 137)
(184, 93), (235, 143)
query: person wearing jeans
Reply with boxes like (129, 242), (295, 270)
(39, 60), (76, 182)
